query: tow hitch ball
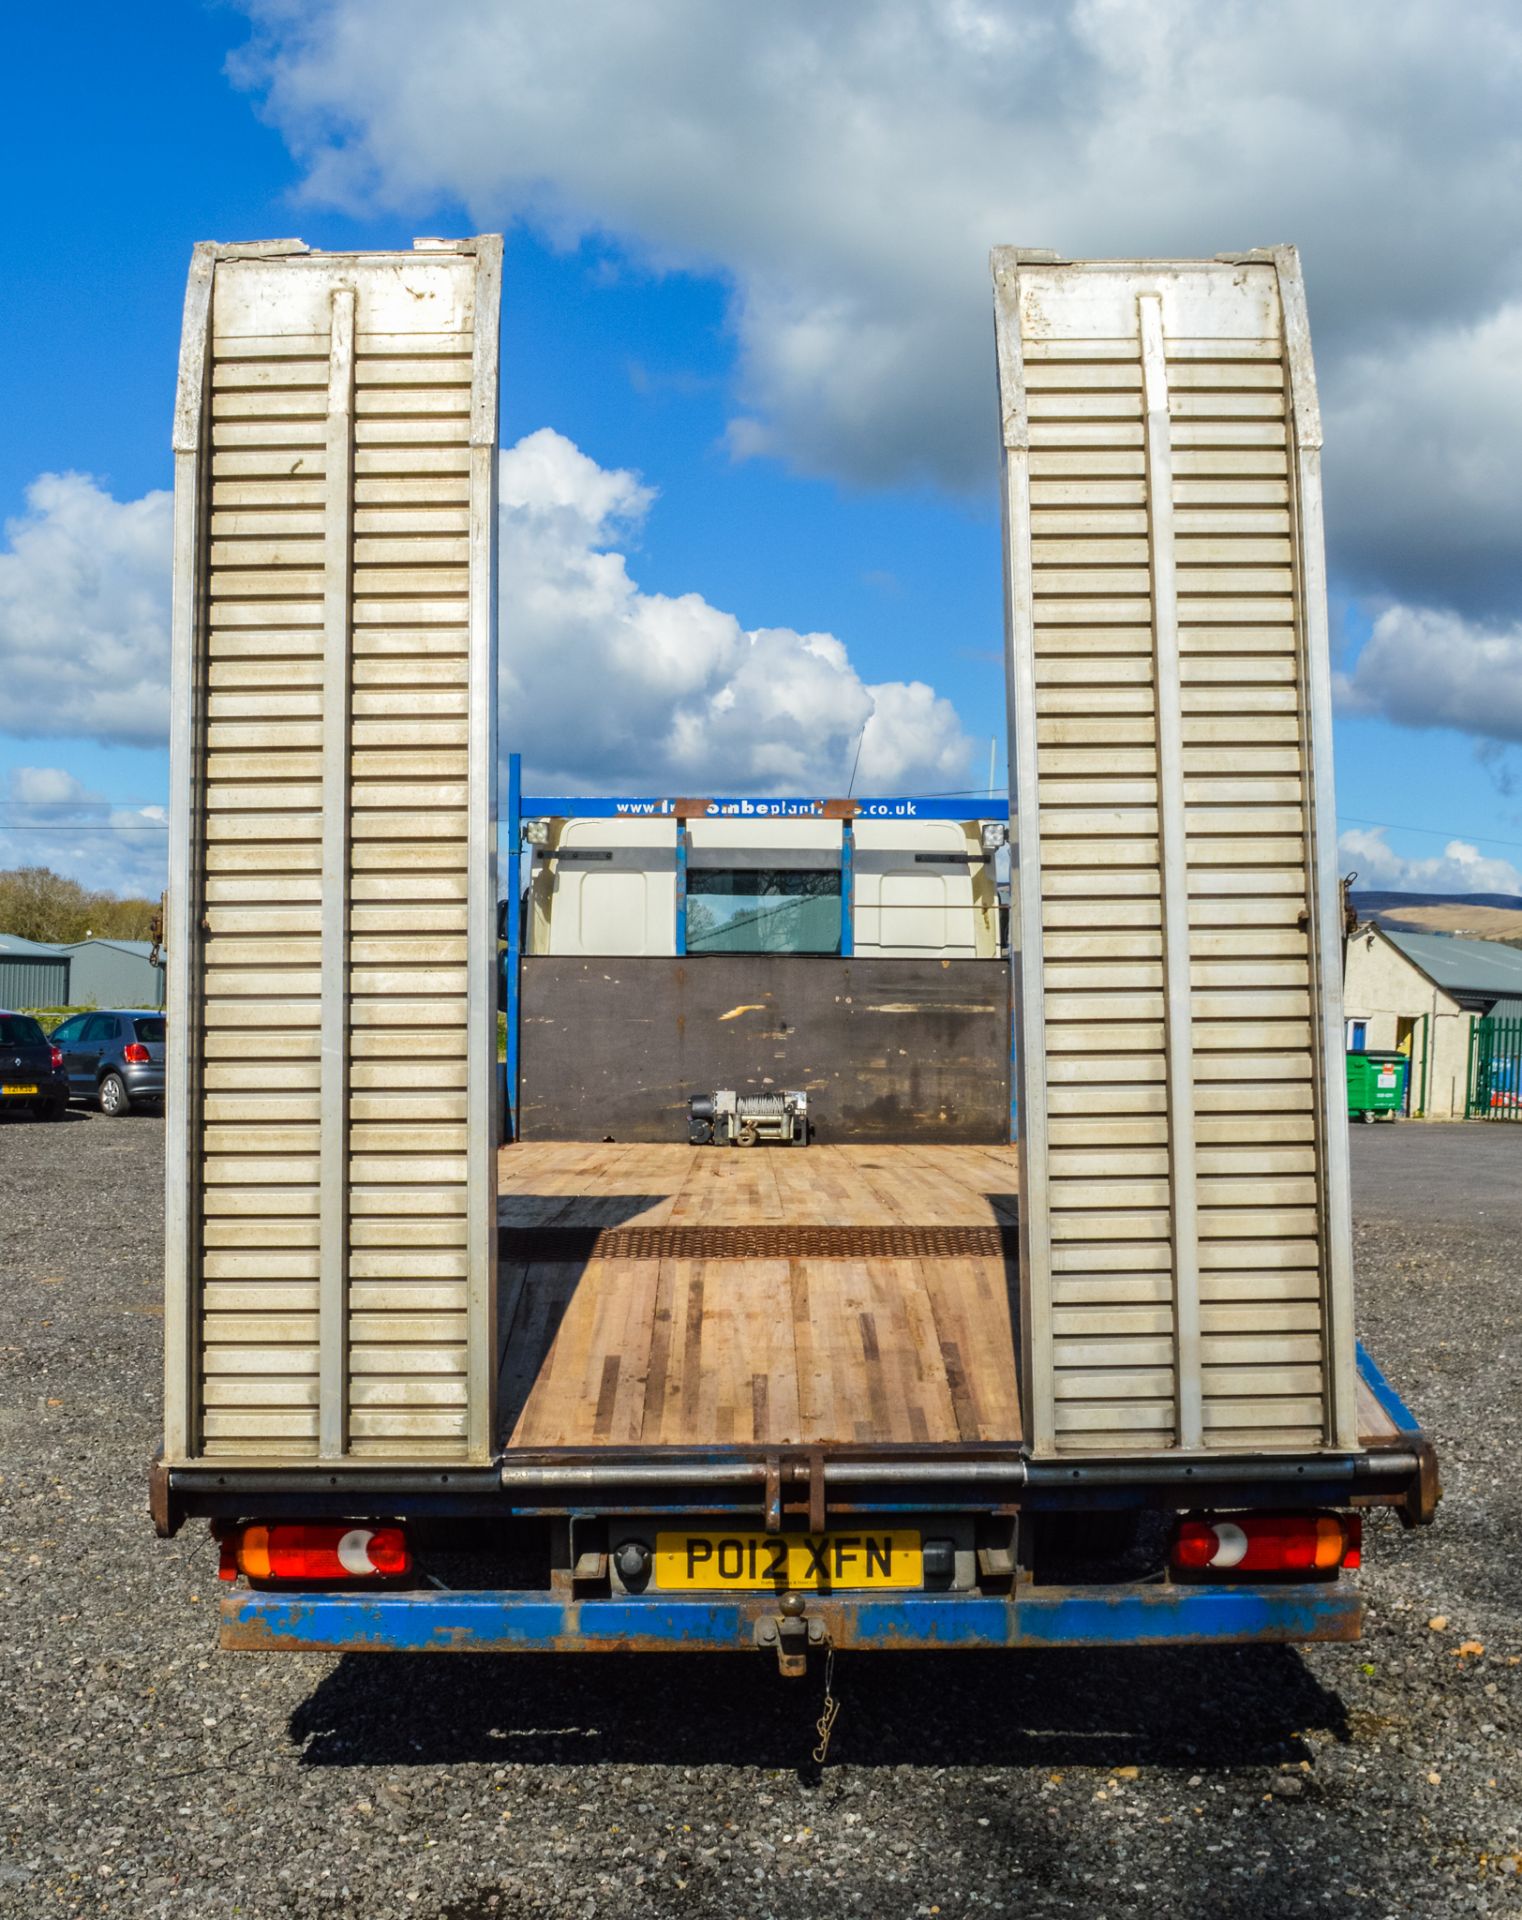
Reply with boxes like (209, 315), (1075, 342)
(755, 1591), (826, 1677)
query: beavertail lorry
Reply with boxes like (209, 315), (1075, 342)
(154, 239), (1435, 1667)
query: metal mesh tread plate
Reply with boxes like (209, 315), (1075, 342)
(498, 1224), (1020, 1263)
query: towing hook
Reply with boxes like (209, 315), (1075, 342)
(755, 1593), (827, 1676)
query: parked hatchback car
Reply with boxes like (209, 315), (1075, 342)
(49, 1009), (166, 1116)
(0, 1010), (68, 1120)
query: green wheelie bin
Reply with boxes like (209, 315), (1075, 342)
(1346, 1050), (1407, 1123)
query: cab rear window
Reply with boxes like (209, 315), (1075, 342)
(0, 1014), (46, 1046)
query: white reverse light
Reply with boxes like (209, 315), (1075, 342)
(336, 1528), (380, 1576)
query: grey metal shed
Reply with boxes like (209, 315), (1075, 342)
(0, 936), (71, 1007)
(57, 939), (166, 1009)
(0, 934), (164, 1009)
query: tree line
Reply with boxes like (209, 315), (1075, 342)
(0, 865), (160, 945)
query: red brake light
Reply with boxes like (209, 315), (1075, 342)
(123, 1042), (151, 1064)
(1172, 1512), (1360, 1575)
(49, 1046), (63, 1071)
(217, 1523), (411, 1584)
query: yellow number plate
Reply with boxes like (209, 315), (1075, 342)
(1, 1084), (38, 1096)
(655, 1530), (922, 1591)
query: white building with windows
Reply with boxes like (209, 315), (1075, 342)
(1342, 924), (1522, 1118)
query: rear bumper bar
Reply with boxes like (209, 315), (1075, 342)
(158, 1441), (1435, 1533)
(221, 1581), (1361, 1654)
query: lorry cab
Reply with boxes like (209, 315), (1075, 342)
(525, 815), (1001, 959)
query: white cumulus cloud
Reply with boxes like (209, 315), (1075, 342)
(1328, 303), (1522, 611)
(0, 473), (174, 747)
(1336, 605), (1522, 745)
(1338, 825), (1522, 898)
(500, 428), (972, 792)
(0, 437), (973, 802)
(231, 0), (1522, 614)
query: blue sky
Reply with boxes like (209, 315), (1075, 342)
(2, 2), (1521, 897)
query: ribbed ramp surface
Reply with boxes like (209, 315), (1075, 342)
(165, 240), (501, 1464)
(992, 249), (1357, 1458)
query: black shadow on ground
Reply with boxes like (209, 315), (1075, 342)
(290, 1642), (1349, 1775)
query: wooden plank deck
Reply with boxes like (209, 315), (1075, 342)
(496, 1143), (1024, 1449)
(495, 1141), (1403, 1457)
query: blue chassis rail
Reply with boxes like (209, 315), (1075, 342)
(222, 1582), (1359, 1654)
(1356, 1340), (1422, 1434)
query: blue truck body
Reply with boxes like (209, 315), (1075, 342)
(222, 1582), (1361, 1656)
(172, 1344), (1430, 1658)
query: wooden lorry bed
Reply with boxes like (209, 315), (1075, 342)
(496, 1142), (1023, 1449)
(495, 1140), (1407, 1457)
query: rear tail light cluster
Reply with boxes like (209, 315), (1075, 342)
(217, 1523), (411, 1585)
(1172, 1512), (1361, 1575)
(49, 1047), (62, 1071)
(122, 1042), (151, 1064)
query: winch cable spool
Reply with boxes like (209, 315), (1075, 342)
(737, 1095), (786, 1147)
(689, 1087), (810, 1147)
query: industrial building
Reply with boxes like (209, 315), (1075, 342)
(0, 933), (165, 1011)
(1342, 924), (1522, 1118)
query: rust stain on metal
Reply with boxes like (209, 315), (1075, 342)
(220, 1609), (300, 1653)
(220, 1582), (1362, 1656)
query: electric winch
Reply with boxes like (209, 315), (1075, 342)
(688, 1088), (810, 1147)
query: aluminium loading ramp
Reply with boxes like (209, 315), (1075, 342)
(992, 248), (1356, 1457)
(164, 238), (502, 1467)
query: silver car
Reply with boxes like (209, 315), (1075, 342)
(50, 1009), (166, 1116)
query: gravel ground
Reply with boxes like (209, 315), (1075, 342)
(1, 1108), (1519, 1919)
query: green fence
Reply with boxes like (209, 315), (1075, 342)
(1466, 1015), (1522, 1120)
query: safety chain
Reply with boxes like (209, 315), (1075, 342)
(812, 1645), (841, 1766)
